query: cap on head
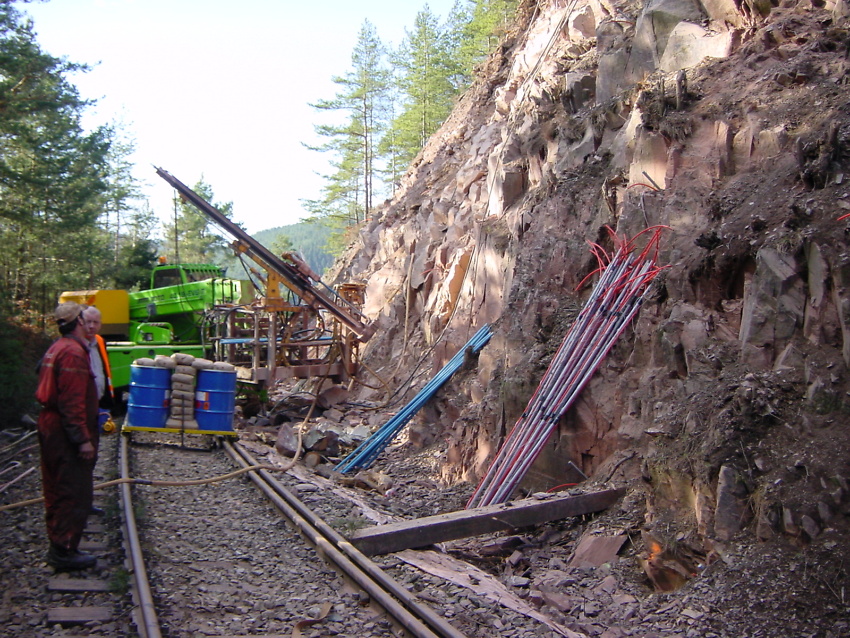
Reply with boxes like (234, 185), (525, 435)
(55, 302), (83, 326)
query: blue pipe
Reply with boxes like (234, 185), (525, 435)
(339, 326), (492, 471)
(336, 325), (493, 473)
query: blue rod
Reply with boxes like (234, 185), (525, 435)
(338, 326), (492, 471)
(337, 325), (493, 473)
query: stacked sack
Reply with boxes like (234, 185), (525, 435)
(166, 353), (216, 429)
(130, 354), (236, 430)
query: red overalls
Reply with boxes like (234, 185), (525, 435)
(36, 334), (99, 551)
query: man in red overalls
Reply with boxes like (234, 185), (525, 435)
(36, 302), (99, 571)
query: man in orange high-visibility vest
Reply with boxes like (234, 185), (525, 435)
(83, 306), (115, 426)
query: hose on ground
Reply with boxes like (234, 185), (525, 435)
(0, 462), (293, 513)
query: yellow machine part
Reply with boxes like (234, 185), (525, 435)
(58, 289), (130, 333)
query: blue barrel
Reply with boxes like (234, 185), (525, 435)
(195, 369), (237, 431)
(127, 365), (171, 428)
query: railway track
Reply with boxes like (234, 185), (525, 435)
(2, 427), (570, 637)
(0, 427), (136, 635)
(118, 432), (465, 638)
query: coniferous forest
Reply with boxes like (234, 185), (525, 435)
(0, 0), (517, 424)
(304, 1), (518, 250)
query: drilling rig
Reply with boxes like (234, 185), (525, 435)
(154, 167), (375, 386)
(60, 168), (374, 395)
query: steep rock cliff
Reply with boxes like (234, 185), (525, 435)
(332, 0), (850, 576)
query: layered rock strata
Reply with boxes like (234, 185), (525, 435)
(331, 0), (850, 553)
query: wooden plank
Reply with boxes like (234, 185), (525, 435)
(48, 578), (110, 593)
(78, 540), (108, 551)
(46, 606), (112, 624)
(349, 489), (624, 556)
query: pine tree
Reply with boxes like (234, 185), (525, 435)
(111, 203), (159, 290)
(161, 178), (233, 265)
(101, 123), (143, 264)
(458, 0), (518, 77)
(304, 1), (520, 237)
(305, 20), (391, 228)
(384, 6), (460, 169)
(0, 2), (113, 312)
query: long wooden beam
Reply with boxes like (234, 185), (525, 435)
(348, 488), (624, 556)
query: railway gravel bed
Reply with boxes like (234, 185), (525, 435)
(0, 427), (558, 637)
(129, 431), (547, 637)
(0, 429), (135, 637)
(129, 431), (400, 637)
(3, 420), (843, 637)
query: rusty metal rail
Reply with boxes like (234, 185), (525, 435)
(118, 435), (162, 638)
(116, 434), (465, 637)
(224, 440), (467, 638)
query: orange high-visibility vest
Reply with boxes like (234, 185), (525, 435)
(95, 334), (113, 398)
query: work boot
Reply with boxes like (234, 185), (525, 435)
(46, 544), (96, 571)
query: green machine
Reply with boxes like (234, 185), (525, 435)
(61, 263), (244, 391)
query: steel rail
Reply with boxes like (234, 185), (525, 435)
(488, 274), (656, 505)
(224, 440), (466, 638)
(467, 253), (636, 506)
(118, 435), (163, 638)
(530, 261), (655, 426)
(353, 328), (491, 453)
(347, 326), (492, 467)
(337, 324), (493, 473)
(473, 294), (633, 506)
(483, 286), (652, 504)
(489, 230), (664, 500)
(467, 271), (616, 503)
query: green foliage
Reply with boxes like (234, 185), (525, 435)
(221, 221), (334, 278)
(258, 221), (334, 274)
(305, 1), (519, 232)
(100, 124), (145, 265)
(108, 567), (131, 595)
(305, 20), (391, 228)
(0, 3), (116, 317)
(457, 0), (518, 77)
(270, 232), (294, 256)
(112, 239), (159, 290)
(161, 177), (233, 265)
(324, 222), (363, 257)
(385, 6), (463, 168)
(110, 204), (159, 289)
(0, 299), (51, 427)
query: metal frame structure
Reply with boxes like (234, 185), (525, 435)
(156, 167), (374, 385)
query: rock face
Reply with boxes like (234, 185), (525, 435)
(331, 0), (850, 557)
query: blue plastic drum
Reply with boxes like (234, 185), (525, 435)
(127, 365), (171, 428)
(195, 369), (237, 431)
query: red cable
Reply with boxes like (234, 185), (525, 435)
(546, 483), (579, 493)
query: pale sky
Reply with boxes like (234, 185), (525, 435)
(24, 0), (459, 235)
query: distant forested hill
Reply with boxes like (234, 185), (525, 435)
(220, 221), (334, 278)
